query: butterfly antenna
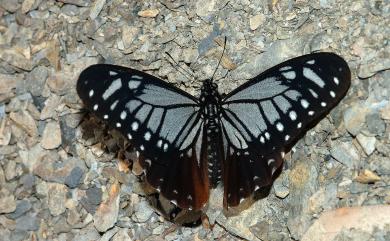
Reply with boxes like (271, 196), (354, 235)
(211, 36), (227, 81)
(165, 52), (195, 81)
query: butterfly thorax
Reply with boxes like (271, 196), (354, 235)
(200, 80), (224, 187)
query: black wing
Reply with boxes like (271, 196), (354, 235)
(77, 64), (209, 210)
(220, 53), (351, 206)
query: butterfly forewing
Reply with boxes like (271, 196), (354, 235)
(77, 64), (209, 209)
(221, 53), (351, 206)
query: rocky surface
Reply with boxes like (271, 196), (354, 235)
(0, 0), (389, 240)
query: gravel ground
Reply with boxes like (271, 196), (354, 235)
(0, 0), (389, 240)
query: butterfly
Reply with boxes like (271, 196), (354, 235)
(77, 52), (351, 211)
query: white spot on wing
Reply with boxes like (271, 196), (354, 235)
(110, 100), (119, 110)
(260, 136), (265, 143)
(103, 78), (122, 100)
(307, 60), (315, 64)
(157, 140), (163, 148)
(309, 89), (318, 98)
(144, 131), (151, 141)
(267, 159), (275, 165)
(282, 71), (296, 80)
(330, 90), (336, 98)
(279, 66), (292, 71)
(333, 77), (339, 85)
(109, 71), (117, 76)
(289, 110), (297, 121)
(127, 133), (132, 140)
(265, 132), (270, 140)
(297, 122), (302, 128)
(128, 80), (141, 89)
(300, 99), (309, 109)
(308, 110), (315, 116)
(116, 122), (121, 128)
(321, 102), (327, 107)
(285, 135), (290, 141)
(93, 104), (98, 110)
(89, 90), (94, 97)
(104, 114), (108, 119)
(303, 67), (325, 88)
(276, 122), (284, 132)
(131, 75), (143, 79)
(131, 122), (139, 131)
(120, 111), (127, 120)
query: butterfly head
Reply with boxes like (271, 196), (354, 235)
(200, 79), (220, 101)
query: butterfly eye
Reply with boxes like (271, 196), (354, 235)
(77, 53), (350, 210)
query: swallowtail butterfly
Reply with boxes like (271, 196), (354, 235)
(77, 52), (351, 210)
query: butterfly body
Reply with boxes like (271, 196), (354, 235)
(199, 79), (225, 187)
(77, 52), (351, 211)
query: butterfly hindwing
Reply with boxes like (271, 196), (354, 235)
(221, 53), (351, 206)
(77, 64), (209, 209)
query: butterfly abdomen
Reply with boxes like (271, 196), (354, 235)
(200, 80), (225, 187)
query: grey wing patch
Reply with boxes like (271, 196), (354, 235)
(226, 77), (288, 102)
(139, 84), (196, 106)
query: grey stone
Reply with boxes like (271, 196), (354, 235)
(86, 186), (102, 205)
(356, 133), (376, 155)
(287, 161), (319, 240)
(59, 0), (90, 7)
(366, 113), (386, 137)
(72, 227), (101, 241)
(0, 191), (16, 213)
(89, 0), (106, 20)
(350, 182), (368, 194)
(64, 166), (84, 188)
(48, 183), (68, 216)
(20, 65), (48, 97)
(6, 199), (32, 219)
(15, 213), (40, 231)
(0, 0), (20, 13)
(330, 141), (360, 168)
(132, 200), (155, 223)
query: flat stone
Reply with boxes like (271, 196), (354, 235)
(0, 0), (21, 13)
(356, 133), (376, 155)
(354, 169), (381, 184)
(89, 0), (106, 20)
(112, 228), (132, 241)
(6, 199), (31, 219)
(195, 0), (216, 17)
(41, 121), (62, 149)
(93, 183), (120, 232)
(40, 94), (61, 120)
(15, 213), (40, 231)
(86, 186), (102, 205)
(121, 25), (139, 49)
(137, 9), (159, 18)
(343, 103), (370, 136)
(21, 0), (36, 14)
(132, 200), (155, 223)
(0, 73), (23, 95)
(9, 110), (38, 137)
(0, 49), (33, 71)
(48, 183), (68, 216)
(64, 166), (84, 188)
(249, 14), (265, 31)
(33, 157), (86, 184)
(0, 190), (16, 213)
(365, 113), (386, 136)
(330, 141), (360, 168)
